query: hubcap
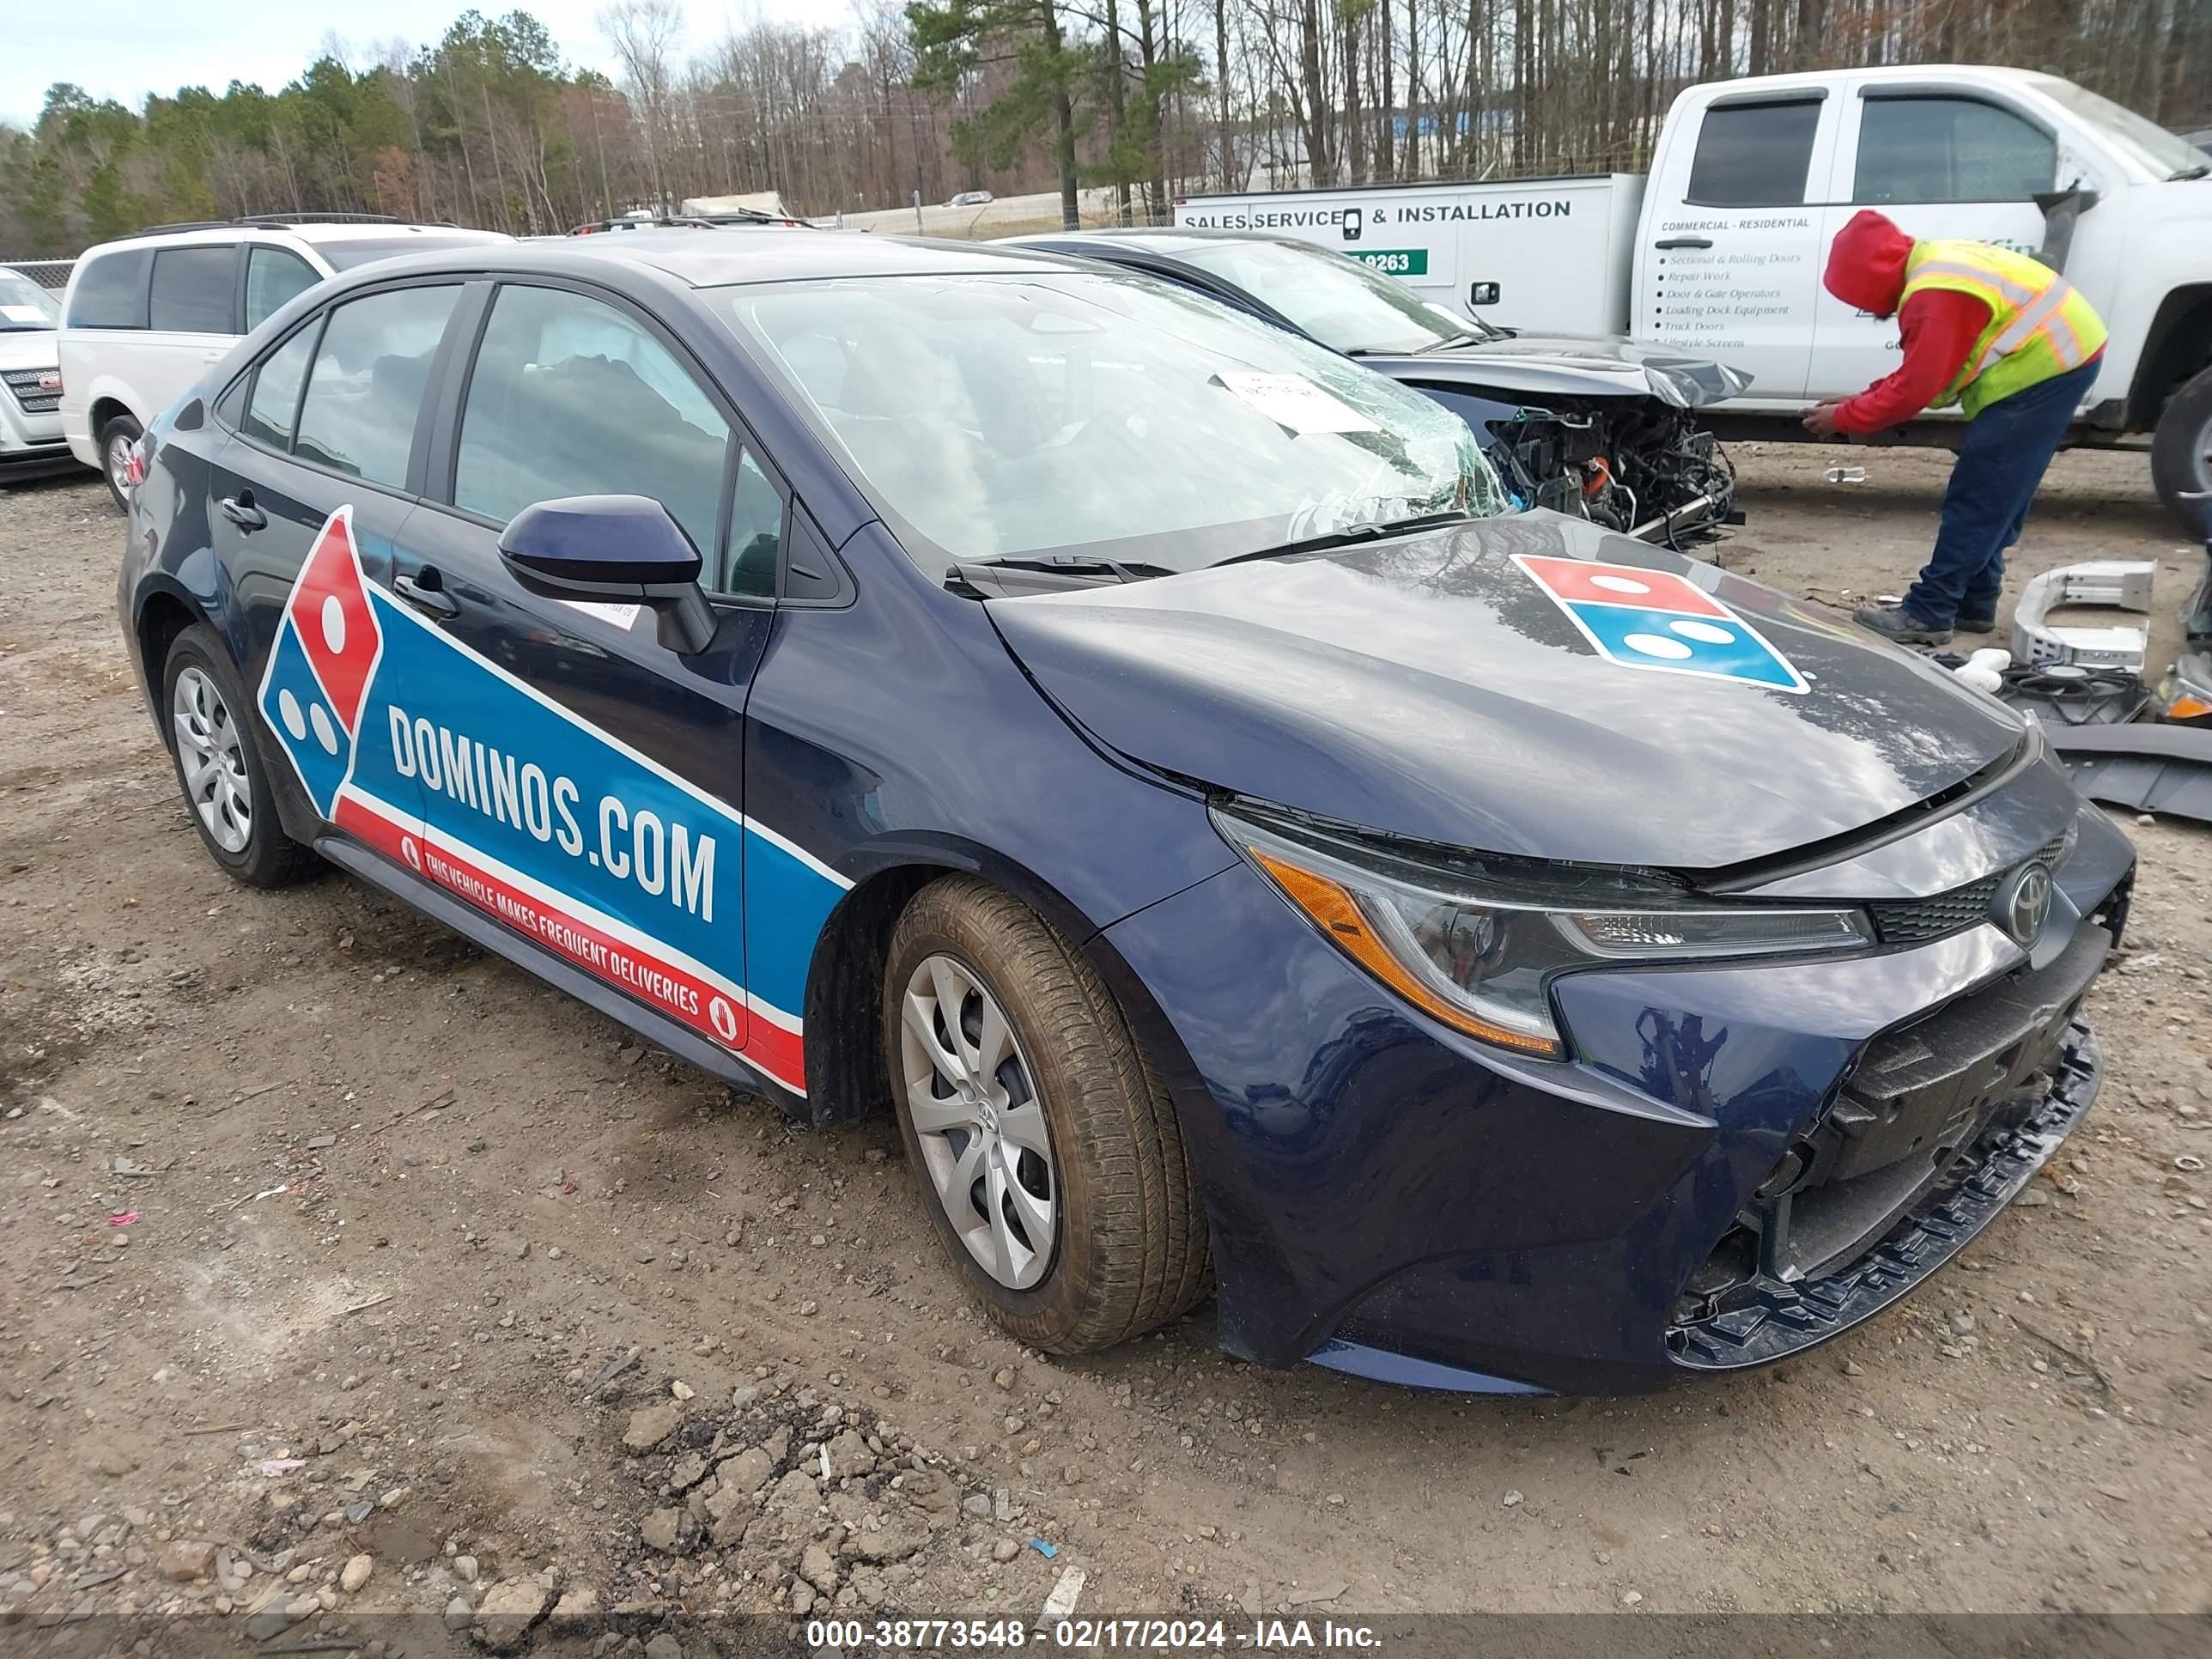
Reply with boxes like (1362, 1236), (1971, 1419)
(172, 665), (253, 854)
(106, 433), (133, 495)
(2195, 411), (2212, 492)
(898, 954), (1057, 1290)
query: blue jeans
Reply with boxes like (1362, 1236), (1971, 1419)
(1905, 357), (2100, 628)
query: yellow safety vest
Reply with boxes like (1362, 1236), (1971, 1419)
(1898, 240), (2107, 418)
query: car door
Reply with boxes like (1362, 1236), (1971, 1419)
(1637, 89), (1835, 402)
(1807, 82), (2061, 401)
(386, 276), (787, 1079)
(144, 242), (244, 417)
(205, 277), (473, 862)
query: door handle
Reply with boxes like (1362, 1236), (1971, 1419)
(393, 568), (459, 619)
(218, 492), (266, 532)
(1655, 236), (1714, 250)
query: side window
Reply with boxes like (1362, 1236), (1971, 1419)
(149, 245), (238, 333)
(1855, 97), (2056, 204)
(67, 248), (150, 329)
(242, 325), (317, 452)
(723, 450), (784, 598)
(293, 285), (461, 487)
(454, 284), (732, 567)
(1686, 100), (1823, 207)
(245, 246), (321, 331)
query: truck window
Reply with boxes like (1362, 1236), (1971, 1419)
(1686, 100), (1821, 207)
(1853, 96), (2055, 204)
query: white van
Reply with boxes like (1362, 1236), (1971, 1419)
(59, 215), (513, 507)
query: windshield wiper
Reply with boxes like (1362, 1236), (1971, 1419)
(946, 554), (1176, 597)
(2172, 163), (2209, 180)
(1213, 511), (1472, 567)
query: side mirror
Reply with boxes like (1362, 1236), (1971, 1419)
(498, 494), (716, 654)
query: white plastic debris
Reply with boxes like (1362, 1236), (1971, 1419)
(1039, 1565), (1086, 1622)
(2012, 561), (2154, 671)
(1954, 647), (2011, 695)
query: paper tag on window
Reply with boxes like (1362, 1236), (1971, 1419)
(556, 599), (641, 630)
(1213, 372), (1378, 434)
(0, 305), (48, 325)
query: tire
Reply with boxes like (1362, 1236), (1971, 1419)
(883, 876), (1210, 1352)
(161, 623), (319, 889)
(2150, 362), (2212, 535)
(98, 413), (143, 514)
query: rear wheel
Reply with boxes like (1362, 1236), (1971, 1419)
(2151, 362), (2212, 534)
(883, 876), (1209, 1352)
(98, 413), (142, 514)
(161, 623), (319, 888)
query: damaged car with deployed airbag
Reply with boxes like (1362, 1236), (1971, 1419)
(1008, 226), (1745, 546)
(122, 233), (2130, 1393)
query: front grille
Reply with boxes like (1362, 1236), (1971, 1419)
(2, 366), (60, 416)
(1867, 830), (2070, 944)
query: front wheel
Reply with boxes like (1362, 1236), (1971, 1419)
(2151, 362), (2212, 534)
(98, 413), (143, 514)
(884, 876), (1209, 1353)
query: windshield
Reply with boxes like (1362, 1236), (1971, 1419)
(0, 270), (61, 331)
(719, 271), (1504, 574)
(1173, 239), (1485, 354)
(2035, 78), (2209, 178)
(319, 234), (510, 271)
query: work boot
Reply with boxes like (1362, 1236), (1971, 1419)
(1954, 612), (1998, 635)
(1853, 601), (1952, 647)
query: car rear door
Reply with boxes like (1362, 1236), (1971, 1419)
(204, 276), (472, 860)
(143, 241), (245, 416)
(384, 276), (791, 1083)
(1638, 87), (1836, 401)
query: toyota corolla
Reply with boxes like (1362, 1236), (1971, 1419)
(117, 233), (2131, 1392)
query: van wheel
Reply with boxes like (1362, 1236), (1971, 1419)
(2151, 363), (2212, 533)
(162, 623), (319, 888)
(883, 876), (1210, 1353)
(99, 413), (143, 514)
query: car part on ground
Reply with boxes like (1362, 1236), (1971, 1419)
(2009, 559), (2155, 671)
(1988, 663), (2156, 726)
(1003, 228), (1744, 546)
(2049, 722), (2212, 823)
(120, 230), (2132, 1393)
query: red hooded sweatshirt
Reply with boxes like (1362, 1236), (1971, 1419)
(1821, 209), (1996, 434)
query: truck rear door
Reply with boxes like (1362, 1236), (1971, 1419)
(1638, 87), (1835, 401)
(1806, 78), (2059, 401)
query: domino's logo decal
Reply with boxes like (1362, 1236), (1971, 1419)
(253, 507), (846, 1096)
(1513, 553), (1808, 693)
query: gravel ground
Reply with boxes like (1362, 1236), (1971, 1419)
(2, 446), (2209, 1654)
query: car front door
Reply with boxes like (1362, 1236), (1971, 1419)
(205, 277), (471, 861)
(385, 277), (790, 1082)
(1807, 83), (2061, 402)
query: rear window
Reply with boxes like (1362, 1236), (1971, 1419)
(67, 248), (151, 329)
(1687, 100), (1823, 207)
(149, 246), (238, 333)
(318, 235), (504, 271)
(292, 284), (462, 486)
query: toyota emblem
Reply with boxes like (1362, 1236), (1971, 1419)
(1995, 861), (2054, 945)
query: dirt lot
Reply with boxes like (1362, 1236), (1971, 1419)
(2, 446), (2209, 1654)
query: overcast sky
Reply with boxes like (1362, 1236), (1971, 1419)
(6, 0), (844, 130)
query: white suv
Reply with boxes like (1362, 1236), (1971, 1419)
(59, 215), (512, 507)
(0, 266), (76, 482)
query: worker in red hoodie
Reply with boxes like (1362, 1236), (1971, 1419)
(1806, 209), (2107, 646)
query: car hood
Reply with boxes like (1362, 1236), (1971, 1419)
(1358, 333), (1750, 407)
(985, 512), (2024, 871)
(0, 327), (59, 371)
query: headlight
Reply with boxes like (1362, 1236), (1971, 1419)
(1216, 805), (1872, 1060)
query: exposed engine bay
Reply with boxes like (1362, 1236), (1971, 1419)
(1480, 398), (1737, 547)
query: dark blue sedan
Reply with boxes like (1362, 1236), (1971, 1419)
(118, 232), (2132, 1393)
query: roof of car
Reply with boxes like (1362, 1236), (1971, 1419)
(1005, 227), (1308, 256)
(336, 228), (1091, 289)
(84, 220), (514, 255)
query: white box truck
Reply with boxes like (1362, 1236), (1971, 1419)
(1176, 64), (2212, 527)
